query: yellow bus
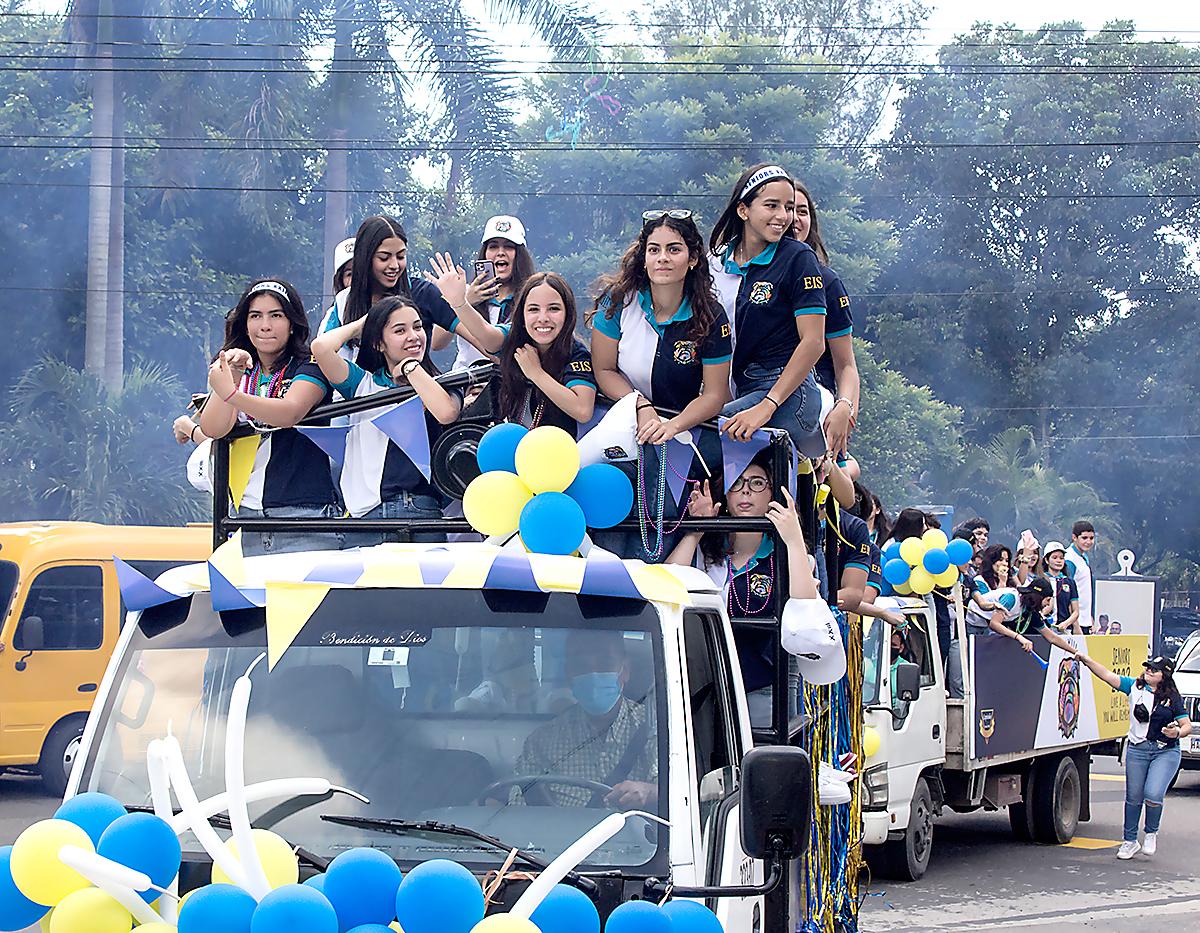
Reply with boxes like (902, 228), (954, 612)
(0, 522), (211, 795)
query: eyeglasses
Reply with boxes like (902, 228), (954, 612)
(642, 209), (694, 223)
(729, 476), (770, 493)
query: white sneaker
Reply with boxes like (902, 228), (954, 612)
(1117, 840), (1141, 860)
(1143, 833), (1157, 856)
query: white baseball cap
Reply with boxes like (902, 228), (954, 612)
(1044, 540), (1067, 557)
(781, 597), (846, 685)
(481, 215), (527, 246)
(333, 237), (354, 276)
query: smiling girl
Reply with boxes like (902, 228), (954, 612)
(709, 164), (828, 457)
(312, 297), (463, 535)
(199, 279), (340, 555)
(426, 260), (596, 435)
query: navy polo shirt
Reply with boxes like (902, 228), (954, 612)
(1048, 571), (1079, 625)
(591, 289), (732, 411)
(497, 326), (597, 437)
(814, 264), (852, 394)
(321, 278), (459, 339)
(709, 236), (826, 392)
(834, 509), (873, 586)
(864, 540), (884, 595)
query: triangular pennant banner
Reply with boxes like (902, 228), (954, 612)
(296, 424), (351, 466)
(440, 550), (499, 589)
(304, 556), (365, 585)
(664, 438), (694, 508)
(208, 561), (264, 612)
(483, 551), (541, 593)
(114, 557), (185, 611)
(371, 396), (431, 481)
(356, 554), (424, 588)
(718, 419), (772, 494)
(579, 554), (642, 600)
(228, 435), (260, 510)
(418, 550), (456, 587)
(530, 554), (586, 593)
(265, 582), (330, 670)
(209, 530), (246, 587)
(629, 564), (692, 606)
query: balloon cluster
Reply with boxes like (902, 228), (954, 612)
(462, 424), (633, 556)
(880, 530), (974, 596)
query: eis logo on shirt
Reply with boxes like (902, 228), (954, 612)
(749, 573), (772, 598)
(748, 281), (774, 304)
(672, 340), (698, 365)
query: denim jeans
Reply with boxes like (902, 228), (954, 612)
(345, 493), (444, 548)
(234, 503), (342, 556)
(723, 363), (826, 458)
(1124, 740), (1182, 841)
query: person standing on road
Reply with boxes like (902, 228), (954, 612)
(1076, 652), (1192, 859)
(1065, 520), (1097, 632)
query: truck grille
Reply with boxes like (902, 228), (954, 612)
(1185, 696), (1200, 721)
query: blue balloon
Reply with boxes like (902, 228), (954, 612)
(946, 538), (974, 567)
(0, 846), (48, 932)
(97, 811), (181, 902)
(394, 859), (484, 933)
(346, 927), (394, 933)
(530, 884), (601, 933)
(882, 558), (912, 586)
(251, 885), (339, 933)
(661, 900), (723, 933)
(323, 847), (403, 931)
(54, 792), (128, 846)
(179, 884), (257, 933)
(881, 540), (903, 564)
(922, 547), (951, 575)
(605, 901), (672, 933)
(565, 463), (635, 529)
(476, 422), (528, 474)
(303, 874), (327, 893)
(519, 492), (587, 555)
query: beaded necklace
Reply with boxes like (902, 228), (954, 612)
(636, 442), (700, 559)
(726, 552), (775, 616)
(522, 389), (546, 428)
(242, 357), (290, 398)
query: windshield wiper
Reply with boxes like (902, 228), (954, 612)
(319, 815), (597, 898)
(126, 806), (329, 871)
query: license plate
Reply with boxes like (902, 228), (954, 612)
(1189, 736), (1200, 755)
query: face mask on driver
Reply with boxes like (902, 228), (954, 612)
(571, 672), (623, 716)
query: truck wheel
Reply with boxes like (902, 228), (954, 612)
(39, 717), (85, 798)
(884, 777), (934, 881)
(1031, 754), (1081, 844)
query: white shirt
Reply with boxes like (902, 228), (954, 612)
(1065, 544), (1093, 631)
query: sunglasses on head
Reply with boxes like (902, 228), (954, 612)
(642, 209), (694, 224)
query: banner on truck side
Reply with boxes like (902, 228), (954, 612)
(969, 634), (1141, 761)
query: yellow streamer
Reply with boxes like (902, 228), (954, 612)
(228, 436), (260, 510)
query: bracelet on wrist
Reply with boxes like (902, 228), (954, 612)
(763, 395), (780, 409)
(189, 424), (200, 443)
(636, 401), (655, 411)
(221, 388), (238, 403)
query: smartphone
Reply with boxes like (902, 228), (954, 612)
(473, 259), (496, 283)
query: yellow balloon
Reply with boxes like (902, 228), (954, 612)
(514, 426), (580, 493)
(898, 536), (926, 567)
(471, 916), (542, 933)
(463, 471), (534, 537)
(922, 528), (948, 550)
(9, 819), (94, 906)
(48, 888), (131, 933)
(934, 566), (960, 588)
(909, 567), (935, 595)
(863, 726), (882, 759)
(894, 581), (913, 596)
(211, 829), (299, 889)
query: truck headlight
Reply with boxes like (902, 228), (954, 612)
(863, 763), (889, 809)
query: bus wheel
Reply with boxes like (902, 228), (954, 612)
(39, 717), (85, 798)
(1031, 754), (1081, 844)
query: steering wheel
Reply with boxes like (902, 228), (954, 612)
(477, 775), (614, 806)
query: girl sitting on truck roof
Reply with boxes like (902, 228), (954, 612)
(199, 278), (341, 556)
(312, 296), (463, 542)
(424, 262), (597, 435)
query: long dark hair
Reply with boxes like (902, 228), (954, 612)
(594, 214), (721, 344)
(221, 278), (309, 370)
(887, 508), (928, 546)
(1017, 588), (1046, 630)
(789, 179), (830, 265)
(709, 162), (795, 256)
(979, 544), (1013, 590)
(476, 238), (536, 302)
(1137, 668), (1183, 705)
(343, 215), (409, 327)
(356, 296), (436, 378)
(497, 272), (578, 423)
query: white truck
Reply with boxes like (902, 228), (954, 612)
(861, 595), (1136, 880)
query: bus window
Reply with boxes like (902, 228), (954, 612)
(15, 565), (104, 651)
(0, 560), (17, 619)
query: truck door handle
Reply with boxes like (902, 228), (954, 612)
(932, 725), (940, 739)
(77, 683), (98, 693)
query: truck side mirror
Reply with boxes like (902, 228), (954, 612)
(740, 746), (811, 860)
(894, 660), (920, 702)
(17, 616), (44, 652)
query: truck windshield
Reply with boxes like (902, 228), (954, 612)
(0, 560), (18, 619)
(77, 587), (667, 870)
(861, 617), (886, 706)
(1178, 638), (1200, 674)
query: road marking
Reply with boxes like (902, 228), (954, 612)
(1090, 773), (1124, 782)
(1062, 836), (1119, 850)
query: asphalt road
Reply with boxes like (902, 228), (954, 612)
(2, 758), (1197, 931)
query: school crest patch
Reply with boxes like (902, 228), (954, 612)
(749, 281), (774, 304)
(495, 220), (512, 232)
(673, 340), (698, 365)
(749, 573), (772, 599)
